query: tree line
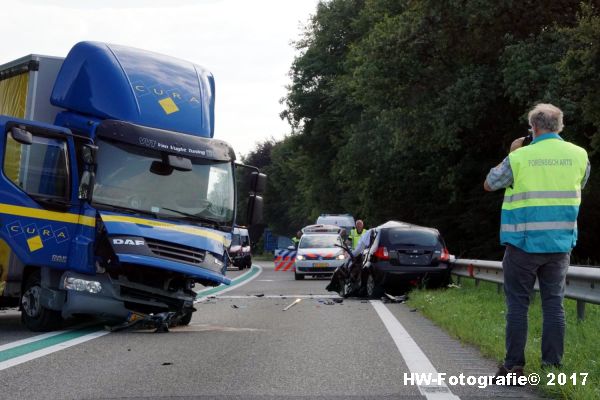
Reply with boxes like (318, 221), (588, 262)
(243, 0), (600, 263)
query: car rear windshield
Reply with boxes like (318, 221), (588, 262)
(384, 229), (439, 247)
(300, 235), (341, 249)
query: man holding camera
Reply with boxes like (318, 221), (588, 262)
(484, 103), (590, 378)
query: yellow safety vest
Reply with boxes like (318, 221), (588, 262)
(349, 228), (366, 249)
(501, 134), (588, 253)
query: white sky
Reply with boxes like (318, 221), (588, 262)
(0, 0), (320, 157)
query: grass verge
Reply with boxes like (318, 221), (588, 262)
(407, 278), (600, 399)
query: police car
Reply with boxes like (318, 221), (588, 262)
(294, 224), (348, 280)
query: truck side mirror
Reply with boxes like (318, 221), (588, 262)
(78, 170), (95, 201)
(10, 126), (33, 145)
(246, 194), (263, 225)
(82, 144), (98, 165)
(250, 172), (267, 194)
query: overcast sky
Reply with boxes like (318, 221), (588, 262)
(0, 0), (320, 157)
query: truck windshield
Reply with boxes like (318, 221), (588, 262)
(92, 139), (234, 225)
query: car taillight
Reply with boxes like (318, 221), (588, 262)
(439, 247), (450, 261)
(373, 246), (389, 261)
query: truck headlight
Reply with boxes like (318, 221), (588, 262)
(336, 254), (346, 260)
(295, 255), (305, 261)
(64, 277), (102, 294)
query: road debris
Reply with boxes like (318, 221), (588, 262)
(254, 293), (265, 297)
(332, 298), (343, 304)
(283, 298), (302, 311)
(384, 293), (408, 303)
(317, 299), (335, 305)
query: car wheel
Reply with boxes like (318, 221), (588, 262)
(21, 271), (62, 332)
(366, 272), (384, 299)
(341, 281), (353, 298)
(294, 272), (304, 280)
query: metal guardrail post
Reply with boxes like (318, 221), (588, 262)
(577, 300), (585, 321)
(451, 258), (600, 321)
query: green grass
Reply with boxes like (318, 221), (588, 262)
(408, 279), (600, 399)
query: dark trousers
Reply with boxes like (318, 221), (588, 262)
(502, 245), (570, 368)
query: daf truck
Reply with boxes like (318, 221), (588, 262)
(0, 41), (265, 331)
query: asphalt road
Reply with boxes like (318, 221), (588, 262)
(0, 261), (544, 399)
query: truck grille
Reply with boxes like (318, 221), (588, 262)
(146, 239), (206, 266)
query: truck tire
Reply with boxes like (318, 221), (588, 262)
(178, 311), (193, 326)
(294, 272), (304, 280)
(21, 271), (62, 332)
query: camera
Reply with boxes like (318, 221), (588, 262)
(522, 134), (533, 146)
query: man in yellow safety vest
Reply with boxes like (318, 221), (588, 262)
(348, 220), (366, 250)
(484, 103), (590, 380)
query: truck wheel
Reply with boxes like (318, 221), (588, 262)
(21, 271), (62, 332)
(178, 311), (193, 326)
(294, 272), (304, 280)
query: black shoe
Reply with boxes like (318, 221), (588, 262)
(494, 365), (525, 386)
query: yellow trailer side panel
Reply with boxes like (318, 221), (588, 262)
(0, 72), (28, 294)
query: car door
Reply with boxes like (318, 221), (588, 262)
(0, 116), (95, 282)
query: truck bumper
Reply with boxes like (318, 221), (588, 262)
(58, 271), (194, 321)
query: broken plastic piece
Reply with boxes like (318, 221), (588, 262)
(283, 298), (302, 311)
(384, 293), (408, 303)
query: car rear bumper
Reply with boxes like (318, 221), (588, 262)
(374, 263), (451, 283)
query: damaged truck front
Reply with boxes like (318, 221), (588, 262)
(0, 42), (265, 331)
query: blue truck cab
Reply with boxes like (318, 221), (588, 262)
(0, 42), (265, 331)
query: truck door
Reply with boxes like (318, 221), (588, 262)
(0, 117), (95, 286)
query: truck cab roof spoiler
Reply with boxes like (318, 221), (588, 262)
(96, 119), (235, 162)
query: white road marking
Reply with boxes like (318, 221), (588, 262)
(195, 265), (263, 303)
(0, 330), (69, 353)
(0, 321), (99, 353)
(0, 330), (110, 371)
(371, 300), (460, 400)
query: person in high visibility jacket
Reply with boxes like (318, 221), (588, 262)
(291, 231), (302, 248)
(348, 220), (366, 249)
(484, 103), (590, 379)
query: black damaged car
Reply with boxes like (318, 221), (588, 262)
(365, 221), (452, 297)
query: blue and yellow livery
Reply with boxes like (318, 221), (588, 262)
(0, 42), (265, 331)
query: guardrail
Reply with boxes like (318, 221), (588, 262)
(452, 259), (600, 320)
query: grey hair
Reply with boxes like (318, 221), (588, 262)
(528, 103), (564, 133)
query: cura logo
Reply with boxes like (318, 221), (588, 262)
(112, 238), (145, 246)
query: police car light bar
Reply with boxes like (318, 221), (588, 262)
(302, 224), (343, 234)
